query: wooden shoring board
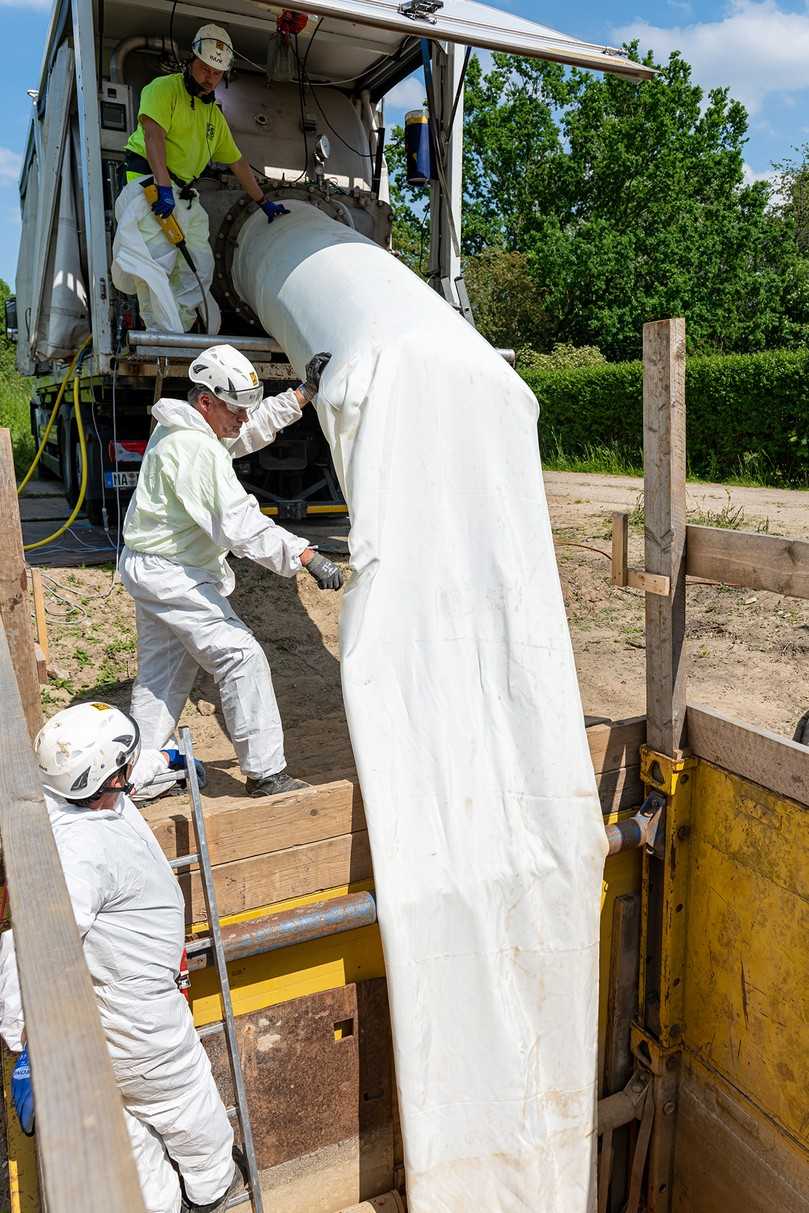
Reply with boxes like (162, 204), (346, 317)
(687, 703), (809, 809)
(177, 830), (374, 926)
(686, 525), (809, 599)
(0, 623), (146, 1213)
(144, 780), (364, 866)
(145, 716), (649, 881)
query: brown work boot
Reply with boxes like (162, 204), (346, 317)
(245, 769), (310, 798)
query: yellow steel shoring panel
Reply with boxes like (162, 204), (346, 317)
(682, 759), (809, 1153)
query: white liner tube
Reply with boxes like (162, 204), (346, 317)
(233, 201), (607, 1213)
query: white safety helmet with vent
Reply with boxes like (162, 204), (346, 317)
(191, 24), (234, 72)
(35, 703), (141, 802)
(189, 344), (264, 413)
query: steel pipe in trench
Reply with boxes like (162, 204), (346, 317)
(336, 1195), (405, 1213)
(186, 891), (377, 971)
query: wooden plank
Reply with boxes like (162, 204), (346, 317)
(0, 623), (146, 1213)
(145, 780), (364, 866)
(687, 703), (809, 808)
(612, 512), (629, 587)
(33, 642), (47, 684)
(597, 766), (644, 815)
(178, 830), (373, 925)
(686, 526), (809, 599)
(29, 567), (48, 661)
(626, 570), (670, 596)
(587, 716), (647, 776)
(0, 431), (43, 740)
(643, 318), (687, 756)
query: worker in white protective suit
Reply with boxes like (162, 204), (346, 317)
(0, 703), (240, 1213)
(112, 24), (290, 334)
(120, 343), (343, 800)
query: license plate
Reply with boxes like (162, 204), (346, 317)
(105, 471), (139, 488)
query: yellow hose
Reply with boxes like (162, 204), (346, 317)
(16, 334), (92, 497)
(23, 377), (89, 553)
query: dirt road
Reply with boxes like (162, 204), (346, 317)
(37, 472), (809, 776)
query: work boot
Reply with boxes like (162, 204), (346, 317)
(181, 1162), (243, 1213)
(245, 769), (310, 798)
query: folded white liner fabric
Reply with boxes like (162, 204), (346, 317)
(234, 202), (607, 1212)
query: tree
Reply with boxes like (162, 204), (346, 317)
(463, 249), (550, 351)
(389, 48), (809, 359)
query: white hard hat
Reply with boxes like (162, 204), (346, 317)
(35, 703), (141, 802)
(191, 24), (234, 72)
(189, 344), (264, 412)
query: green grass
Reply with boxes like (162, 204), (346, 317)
(542, 434), (644, 477)
(0, 363), (33, 475)
(626, 490), (771, 533)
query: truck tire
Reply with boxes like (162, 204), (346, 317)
(30, 400), (58, 479)
(64, 427), (105, 526)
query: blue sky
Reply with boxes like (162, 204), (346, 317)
(2, 0), (809, 284)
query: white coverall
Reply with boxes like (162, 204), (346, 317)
(112, 179), (221, 335)
(120, 391), (310, 779)
(0, 790), (234, 1213)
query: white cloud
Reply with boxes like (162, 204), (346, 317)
(385, 74), (426, 114)
(0, 148), (22, 183)
(743, 162), (775, 185)
(613, 0), (809, 115)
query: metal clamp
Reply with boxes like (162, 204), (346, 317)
(640, 747), (694, 797)
(398, 0), (443, 21)
(605, 790), (666, 857)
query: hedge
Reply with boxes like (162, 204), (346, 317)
(521, 348), (809, 487)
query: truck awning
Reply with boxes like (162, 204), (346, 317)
(255, 0), (654, 80)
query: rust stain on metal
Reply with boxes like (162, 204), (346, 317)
(203, 978), (394, 1189)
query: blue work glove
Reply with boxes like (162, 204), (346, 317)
(163, 749), (208, 789)
(12, 1047), (34, 1137)
(151, 185), (176, 218)
(260, 199), (290, 223)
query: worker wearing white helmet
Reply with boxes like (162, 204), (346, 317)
(120, 343), (343, 800)
(111, 23), (289, 334)
(0, 704), (240, 1213)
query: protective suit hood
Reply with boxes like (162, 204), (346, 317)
(151, 398), (218, 440)
(45, 788), (126, 822)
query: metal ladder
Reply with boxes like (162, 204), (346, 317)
(174, 726), (265, 1213)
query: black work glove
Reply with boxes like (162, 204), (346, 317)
(304, 551), (343, 591)
(301, 352), (332, 400)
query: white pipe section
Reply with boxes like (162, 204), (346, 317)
(233, 201), (607, 1213)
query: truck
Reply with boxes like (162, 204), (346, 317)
(8, 0), (647, 528)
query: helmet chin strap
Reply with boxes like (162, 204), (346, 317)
(183, 62), (216, 104)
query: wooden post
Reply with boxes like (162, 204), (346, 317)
(0, 625), (147, 1213)
(642, 320), (687, 756)
(0, 429), (42, 740)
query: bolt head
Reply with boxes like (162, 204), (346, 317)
(663, 1101), (676, 1115)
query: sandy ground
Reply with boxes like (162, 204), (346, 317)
(36, 472), (809, 776)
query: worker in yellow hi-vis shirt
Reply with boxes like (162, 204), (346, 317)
(111, 24), (289, 334)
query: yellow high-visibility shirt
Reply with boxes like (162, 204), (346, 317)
(125, 72), (241, 184)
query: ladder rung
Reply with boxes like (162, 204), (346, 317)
(171, 851), (199, 869)
(226, 1193), (251, 1209)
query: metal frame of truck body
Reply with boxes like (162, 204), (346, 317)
(2, 317), (809, 1211)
